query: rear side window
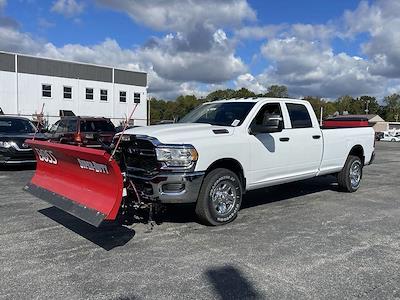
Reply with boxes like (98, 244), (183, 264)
(80, 120), (115, 132)
(286, 103), (312, 128)
(66, 120), (77, 132)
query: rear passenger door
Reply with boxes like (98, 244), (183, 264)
(283, 102), (323, 176)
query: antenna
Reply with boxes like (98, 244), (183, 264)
(110, 103), (139, 161)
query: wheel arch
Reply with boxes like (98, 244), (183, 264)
(348, 144), (365, 165)
(205, 158), (246, 192)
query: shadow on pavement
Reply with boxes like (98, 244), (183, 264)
(38, 206), (135, 251)
(205, 265), (263, 299)
(159, 175), (338, 224)
(242, 175), (338, 209)
(37, 175), (338, 235)
(0, 163), (36, 171)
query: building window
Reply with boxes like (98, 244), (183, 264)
(86, 88), (94, 100)
(63, 86), (72, 99)
(120, 91), (127, 103)
(42, 84), (51, 98)
(100, 89), (108, 101)
(134, 92), (141, 103)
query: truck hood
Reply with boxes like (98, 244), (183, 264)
(122, 123), (234, 144)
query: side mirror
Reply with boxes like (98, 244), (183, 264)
(250, 116), (283, 135)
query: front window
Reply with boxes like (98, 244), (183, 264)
(0, 118), (36, 134)
(179, 102), (255, 127)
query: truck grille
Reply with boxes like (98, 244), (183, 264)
(118, 137), (160, 178)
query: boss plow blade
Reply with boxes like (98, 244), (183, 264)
(24, 140), (123, 227)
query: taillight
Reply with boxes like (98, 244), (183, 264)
(74, 133), (83, 143)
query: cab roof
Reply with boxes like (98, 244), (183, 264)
(206, 97), (308, 104)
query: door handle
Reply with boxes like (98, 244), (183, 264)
(312, 135), (321, 139)
(279, 137), (290, 142)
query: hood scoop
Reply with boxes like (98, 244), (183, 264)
(213, 129), (229, 134)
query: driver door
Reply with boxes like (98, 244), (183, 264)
(247, 102), (292, 187)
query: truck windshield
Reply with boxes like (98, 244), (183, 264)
(179, 102), (255, 126)
(0, 118), (36, 134)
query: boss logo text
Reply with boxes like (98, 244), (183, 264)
(35, 149), (58, 165)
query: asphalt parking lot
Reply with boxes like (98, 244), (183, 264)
(0, 142), (399, 299)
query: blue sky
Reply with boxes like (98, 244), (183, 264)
(1, 0), (399, 100)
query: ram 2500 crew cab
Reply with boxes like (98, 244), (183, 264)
(114, 98), (375, 225)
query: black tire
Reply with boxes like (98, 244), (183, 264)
(195, 168), (242, 226)
(337, 155), (363, 192)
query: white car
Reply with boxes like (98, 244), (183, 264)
(381, 134), (400, 142)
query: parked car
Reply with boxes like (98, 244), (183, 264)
(380, 133), (400, 142)
(375, 132), (384, 141)
(0, 116), (45, 165)
(26, 98), (375, 228)
(46, 117), (116, 148)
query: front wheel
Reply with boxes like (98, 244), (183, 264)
(337, 155), (363, 192)
(195, 168), (242, 226)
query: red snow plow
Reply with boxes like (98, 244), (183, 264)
(24, 139), (124, 227)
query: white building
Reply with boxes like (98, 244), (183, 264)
(0, 51), (147, 126)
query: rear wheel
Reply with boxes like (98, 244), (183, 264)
(195, 168), (242, 226)
(337, 155), (363, 192)
(391, 138), (396, 142)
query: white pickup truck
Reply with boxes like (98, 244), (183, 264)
(116, 98), (375, 225)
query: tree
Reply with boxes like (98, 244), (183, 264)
(303, 96), (338, 119)
(233, 87), (256, 98)
(357, 96), (380, 115)
(264, 85), (289, 98)
(336, 95), (355, 114)
(383, 94), (400, 121)
(205, 89), (235, 101)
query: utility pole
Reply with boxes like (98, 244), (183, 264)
(365, 99), (370, 114)
(320, 106), (323, 126)
(147, 96), (151, 126)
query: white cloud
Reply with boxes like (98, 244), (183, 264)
(342, 0), (400, 78)
(235, 24), (287, 40)
(51, 0), (84, 18)
(258, 36), (384, 98)
(234, 73), (266, 94)
(95, 0), (256, 32)
(0, 0), (6, 10)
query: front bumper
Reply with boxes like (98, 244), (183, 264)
(0, 148), (36, 165)
(127, 171), (205, 204)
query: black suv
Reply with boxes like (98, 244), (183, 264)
(0, 116), (42, 165)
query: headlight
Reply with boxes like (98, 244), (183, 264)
(0, 141), (13, 148)
(155, 146), (198, 168)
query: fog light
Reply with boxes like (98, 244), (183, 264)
(162, 183), (185, 193)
